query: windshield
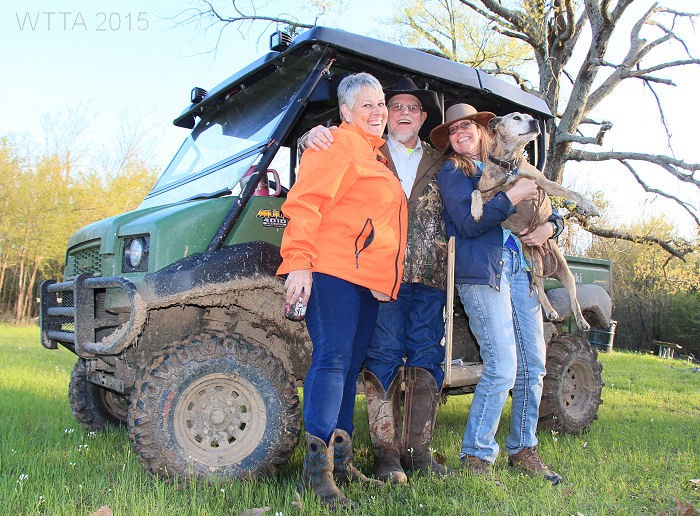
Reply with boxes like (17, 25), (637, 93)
(140, 49), (319, 209)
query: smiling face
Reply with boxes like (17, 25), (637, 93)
(340, 85), (388, 137)
(386, 93), (427, 148)
(448, 118), (482, 159)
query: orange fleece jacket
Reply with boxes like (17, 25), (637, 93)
(277, 122), (407, 300)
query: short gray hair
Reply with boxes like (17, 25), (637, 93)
(337, 73), (384, 116)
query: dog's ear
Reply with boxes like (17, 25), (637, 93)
(488, 117), (501, 132)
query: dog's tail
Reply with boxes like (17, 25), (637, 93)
(470, 190), (484, 222)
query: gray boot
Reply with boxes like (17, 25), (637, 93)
(298, 432), (353, 509)
(332, 429), (384, 487)
(364, 369), (408, 483)
(401, 366), (447, 475)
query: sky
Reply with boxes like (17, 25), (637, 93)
(1, 0), (698, 239)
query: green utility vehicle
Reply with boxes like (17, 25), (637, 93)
(40, 27), (612, 482)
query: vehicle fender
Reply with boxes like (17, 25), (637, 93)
(141, 241), (282, 302)
(545, 284), (612, 328)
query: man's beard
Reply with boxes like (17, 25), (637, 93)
(390, 126), (420, 145)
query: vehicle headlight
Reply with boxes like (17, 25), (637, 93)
(122, 236), (150, 272)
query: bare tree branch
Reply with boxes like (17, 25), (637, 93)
(568, 149), (700, 189)
(572, 215), (695, 259)
(618, 160), (700, 226)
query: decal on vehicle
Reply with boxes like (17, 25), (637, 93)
(257, 208), (288, 228)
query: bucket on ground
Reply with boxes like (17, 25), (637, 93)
(588, 320), (617, 353)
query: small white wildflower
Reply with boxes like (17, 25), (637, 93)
(550, 430), (559, 436)
(408, 447), (414, 455)
(18, 474), (29, 482)
(38, 496), (45, 504)
(553, 437), (558, 443)
(583, 442), (588, 448)
(69, 462), (76, 467)
(220, 488), (225, 493)
(650, 418), (654, 422)
(88, 431), (97, 438)
(64, 428), (75, 434)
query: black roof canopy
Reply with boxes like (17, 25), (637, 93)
(174, 26), (551, 130)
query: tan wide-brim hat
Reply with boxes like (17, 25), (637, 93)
(429, 103), (496, 152)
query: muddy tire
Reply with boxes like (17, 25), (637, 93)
(69, 358), (129, 431)
(128, 332), (300, 482)
(538, 335), (603, 435)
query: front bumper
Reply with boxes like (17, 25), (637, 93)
(40, 274), (146, 356)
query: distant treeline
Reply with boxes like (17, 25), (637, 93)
(0, 136), (157, 324)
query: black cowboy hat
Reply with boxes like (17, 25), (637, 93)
(384, 77), (443, 140)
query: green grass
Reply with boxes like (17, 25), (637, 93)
(1, 324), (698, 515)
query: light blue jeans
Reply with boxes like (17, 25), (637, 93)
(457, 247), (546, 463)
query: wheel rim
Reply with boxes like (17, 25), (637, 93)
(560, 360), (594, 419)
(99, 389), (129, 423)
(173, 373), (267, 466)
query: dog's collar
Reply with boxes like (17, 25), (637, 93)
(488, 154), (519, 173)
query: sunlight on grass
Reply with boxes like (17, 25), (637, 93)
(1, 324), (698, 515)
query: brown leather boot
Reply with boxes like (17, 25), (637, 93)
(332, 429), (384, 487)
(461, 455), (501, 485)
(298, 432), (354, 509)
(363, 369), (408, 483)
(509, 447), (563, 485)
(401, 367), (447, 475)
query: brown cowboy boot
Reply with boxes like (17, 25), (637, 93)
(509, 447), (563, 485)
(401, 366), (447, 476)
(332, 429), (384, 487)
(298, 432), (354, 509)
(363, 369), (408, 483)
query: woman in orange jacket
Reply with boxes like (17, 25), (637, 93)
(278, 72), (407, 508)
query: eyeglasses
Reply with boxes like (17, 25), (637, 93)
(388, 103), (423, 114)
(448, 120), (475, 135)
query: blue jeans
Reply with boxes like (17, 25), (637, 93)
(303, 272), (378, 444)
(457, 248), (546, 463)
(364, 282), (446, 390)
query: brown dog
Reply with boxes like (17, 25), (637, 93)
(471, 112), (599, 331)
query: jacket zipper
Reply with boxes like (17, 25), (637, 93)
(354, 218), (375, 268)
(390, 196), (406, 298)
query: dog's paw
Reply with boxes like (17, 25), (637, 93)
(545, 309), (559, 321)
(471, 190), (484, 221)
(565, 199), (600, 218)
(576, 318), (591, 332)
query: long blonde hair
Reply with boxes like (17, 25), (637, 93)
(443, 123), (491, 176)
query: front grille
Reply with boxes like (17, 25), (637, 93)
(54, 290), (75, 333)
(66, 244), (101, 278)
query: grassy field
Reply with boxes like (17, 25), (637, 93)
(1, 324), (698, 515)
